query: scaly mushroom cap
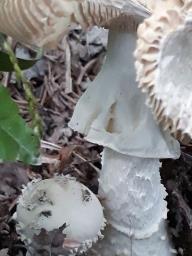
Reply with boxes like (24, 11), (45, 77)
(15, 176), (105, 255)
(0, 0), (150, 48)
(135, 0), (192, 143)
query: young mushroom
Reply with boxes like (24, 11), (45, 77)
(15, 176), (105, 255)
(135, 0), (192, 143)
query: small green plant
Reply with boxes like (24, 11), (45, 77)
(0, 35), (42, 164)
(0, 86), (40, 163)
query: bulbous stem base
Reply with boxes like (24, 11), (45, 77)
(91, 222), (174, 256)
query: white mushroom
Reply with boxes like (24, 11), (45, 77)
(15, 176), (105, 255)
(69, 22), (180, 255)
(64, 2), (183, 256)
(135, 0), (192, 143)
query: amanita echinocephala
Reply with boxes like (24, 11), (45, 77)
(69, 4), (181, 256)
(0, 0), (187, 255)
(15, 176), (105, 255)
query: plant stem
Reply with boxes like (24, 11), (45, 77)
(3, 41), (42, 138)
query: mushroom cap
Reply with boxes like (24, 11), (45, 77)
(135, 0), (192, 143)
(16, 176), (105, 254)
(0, 0), (150, 48)
(69, 29), (180, 159)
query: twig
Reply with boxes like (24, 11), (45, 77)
(76, 58), (98, 85)
(63, 37), (73, 94)
(72, 151), (100, 174)
(41, 140), (62, 151)
(40, 140), (100, 173)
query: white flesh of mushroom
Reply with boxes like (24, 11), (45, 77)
(15, 176), (105, 254)
(92, 148), (174, 256)
(99, 149), (167, 239)
(69, 22), (180, 256)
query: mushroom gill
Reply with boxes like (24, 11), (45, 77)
(135, 0), (192, 143)
(0, 0), (150, 48)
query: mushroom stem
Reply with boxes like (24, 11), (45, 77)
(91, 148), (174, 256)
(69, 27), (180, 255)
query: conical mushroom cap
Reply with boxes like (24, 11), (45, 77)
(0, 0), (150, 48)
(15, 176), (106, 254)
(135, 0), (192, 143)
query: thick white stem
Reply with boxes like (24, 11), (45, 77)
(91, 222), (174, 256)
(91, 148), (174, 256)
(69, 28), (180, 255)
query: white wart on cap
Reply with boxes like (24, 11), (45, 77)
(135, 0), (192, 143)
(15, 176), (105, 255)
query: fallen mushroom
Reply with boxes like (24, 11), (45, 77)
(15, 176), (105, 255)
(135, 0), (192, 143)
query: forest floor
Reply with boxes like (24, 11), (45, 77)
(0, 28), (192, 256)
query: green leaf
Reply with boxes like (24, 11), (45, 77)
(0, 85), (40, 164)
(0, 49), (42, 72)
(0, 33), (42, 71)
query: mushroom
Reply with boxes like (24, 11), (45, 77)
(69, 20), (180, 255)
(0, 0), (149, 48)
(15, 176), (105, 255)
(135, 0), (192, 143)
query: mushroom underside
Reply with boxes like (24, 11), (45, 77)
(135, 3), (192, 142)
(0, 0), (150, 48)
(154, 27), (192, 138)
